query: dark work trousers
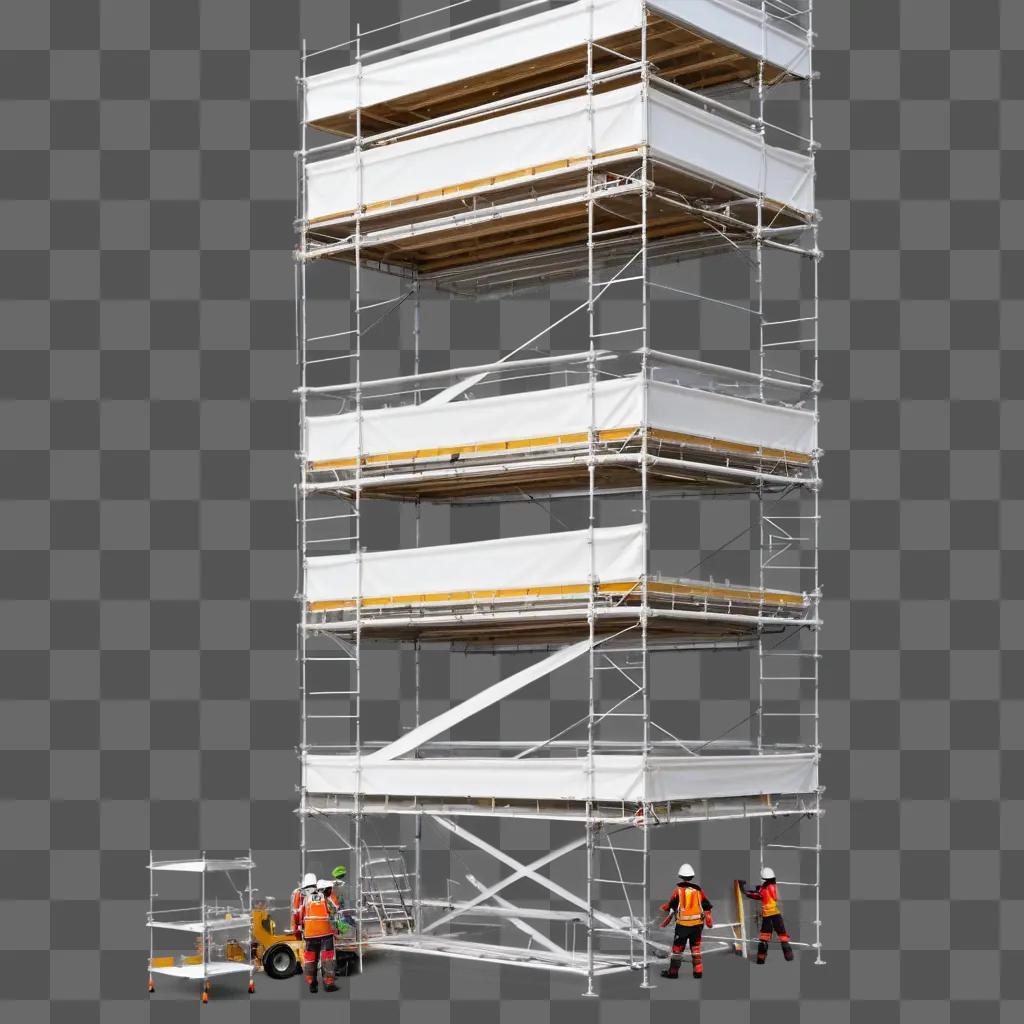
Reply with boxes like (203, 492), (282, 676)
(302, 934), (336, 984)
(666, 924), (704, 978)
(756, 914), (793, 963)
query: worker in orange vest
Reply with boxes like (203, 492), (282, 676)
(297, 879), (342, 992)
(658, 863), (713, 979)
(291, 872), (317, 939)
(742, 867), (794, 963)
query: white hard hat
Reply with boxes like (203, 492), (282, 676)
(301, 872), (317, 888)
(317, 879), (335, 889)
(678, 863), (695, 878)
(761, 866), (775, 880)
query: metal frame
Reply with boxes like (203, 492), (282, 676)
(146, 851), (255, 1001)
(295, 0), (822, 992)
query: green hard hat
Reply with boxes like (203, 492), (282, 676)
(331, 865), (347, 880)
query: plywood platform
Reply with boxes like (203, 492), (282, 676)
(304, 146), (811, 282)
(306, 1), (809, 137)
(305, 430), (817, 502)
(305, 583), (811, 647)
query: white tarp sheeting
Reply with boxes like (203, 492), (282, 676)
(305, 0), (810, 126)
(303, 751), (818, 802)
(647, 85), (814, 213)
(305, 375), (817, 466)
(305, 523), (645, 605)
(305, 83), (815, 223)
(306, 85), (640, 221)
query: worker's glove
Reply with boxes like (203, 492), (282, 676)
(660, 902), (671, 912)
(704, 911), (714, 928)
(336, 921), (350, 936)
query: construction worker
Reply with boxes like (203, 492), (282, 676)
(658, 863), (713, 980)
(741, 867), (794, 964)
(297, 877), (342, 992)
(291, 872), (317, 939)
(328, 865), (356, 932)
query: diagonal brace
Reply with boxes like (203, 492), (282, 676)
(427, 816), (629, 935)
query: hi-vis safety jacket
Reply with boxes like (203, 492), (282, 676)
(297, 890), (340, 939)
(744, 881), (781, 918)
(291, 888), (305, 934)
(661, 882), (713, 927)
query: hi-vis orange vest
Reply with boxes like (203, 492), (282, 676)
(299, 891), (338, 938)
(674, 886), (704, 926)
(759, 882), (780, 917)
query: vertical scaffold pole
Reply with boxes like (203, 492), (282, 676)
(297, 38), (310, 884)
(583, 0), (598, 998)
(638, 0), (653, 991)
(352, 20), (365, 974)
(808, 0), (825, 966)
(200, 850), (208, 999)
(147, 852), (154, 992)
(247, 850), (255, 993)
(412, 275), (423, 934)
(756, 0), (769, 884)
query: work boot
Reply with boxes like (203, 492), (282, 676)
(324, 981), (339, 992)
(660, 969), (679, 979)
(309, 979), (318, 994)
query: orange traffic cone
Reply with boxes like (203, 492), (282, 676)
(248, 978), (255, 993)
(201, 989), (209, 1004)
(148, 977), (155, 993)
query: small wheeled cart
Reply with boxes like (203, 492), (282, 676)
(147, 851), (256, 1003)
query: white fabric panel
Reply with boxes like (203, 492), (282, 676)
(305, 377), (640, 463)
(305, 83), (813, 223)
(305, 86), (643, 222)
(305, 523), (645, 604)
(367, 639), (592, 762)
(647, 380), (817, 454)
(304, 0), (809, 127)
(650, 0), (810, 78)
(647, 88), (815, 214)
(305, 0), (643, 125)
(305, 376), (816, 465)
(303, 751), (818, 802)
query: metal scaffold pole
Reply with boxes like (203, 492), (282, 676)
(583, 1), (598, 997)
(352, 20), (365, 973)
(638, 1), (652, 991)
(807, 0), (825, 966)
(297, 38), (310, 883)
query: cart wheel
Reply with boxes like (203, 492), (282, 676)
(148, 978), (155, 993)
(262, 942), (299, 980)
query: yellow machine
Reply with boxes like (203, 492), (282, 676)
(251, 900), (360, 980)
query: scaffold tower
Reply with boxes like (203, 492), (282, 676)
(294, 0), (823, 992)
